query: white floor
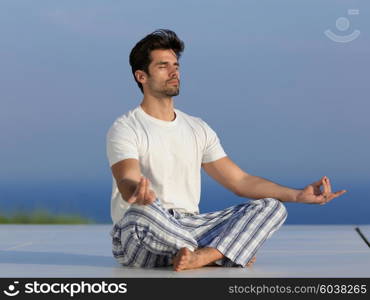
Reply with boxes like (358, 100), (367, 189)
(0, 224), (369, 278)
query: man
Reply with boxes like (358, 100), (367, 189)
(107, 29), (347, 271)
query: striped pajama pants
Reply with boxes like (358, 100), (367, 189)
(110, 197), (287, 268)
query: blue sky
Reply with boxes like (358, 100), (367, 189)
(0, 0), (369, 223)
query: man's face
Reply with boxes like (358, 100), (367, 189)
(144, 49), (180, 97)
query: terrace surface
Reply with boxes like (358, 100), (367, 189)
(1, 224), (369, 278)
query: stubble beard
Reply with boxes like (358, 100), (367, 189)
(164, 84), (180, 97)
(148, 78), (180, 98)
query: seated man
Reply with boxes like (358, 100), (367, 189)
(107, 29), (347, 271)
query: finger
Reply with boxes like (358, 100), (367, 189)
(137, 177), (146, 202)
(127, 193), (138, 204)
(132, 177), (143, 196)
(325, 177), (332, 194)
(142, 190), (155, 205)
(147, 180), (155, 204)
(333, 189), (347, 198)
(149, 190), (157, 204)
(145, 178), (149, 198)
(127, 196), (136, 204)
(321, 189), (347, 204)
(146, 178), (152, 201)
(128, 177), (144, 203)
(143, 178), (149, 204)
(321, 176), (330, 197)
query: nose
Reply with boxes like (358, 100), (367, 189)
(169, 65), (179, 79)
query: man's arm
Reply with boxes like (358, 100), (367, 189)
(202, 157), (347, 204)
(202, 156), (301, 202)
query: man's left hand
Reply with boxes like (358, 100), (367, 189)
(295, 176), (347, 205)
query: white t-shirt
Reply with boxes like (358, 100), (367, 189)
(106, 105), (227, 225)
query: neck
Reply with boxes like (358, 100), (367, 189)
(140, 95), (176, 122)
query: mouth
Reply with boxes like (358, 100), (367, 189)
(168, 80), (179, 85)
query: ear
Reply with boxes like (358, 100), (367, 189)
(135, 70), (147, 85)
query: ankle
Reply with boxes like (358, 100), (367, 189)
(195, 247), (224, 265)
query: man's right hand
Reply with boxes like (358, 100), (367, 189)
(127, 176), (157, 205)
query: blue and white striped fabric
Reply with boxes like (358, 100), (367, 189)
(110, 198), (287, 268)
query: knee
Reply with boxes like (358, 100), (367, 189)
(114, 215), (147, 246)
(263, 198), (288, 220)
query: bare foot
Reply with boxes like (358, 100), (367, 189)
(246, 256), (257, 268)
(172, 248), (208, 271)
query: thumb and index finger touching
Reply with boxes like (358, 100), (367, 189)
(313, 176), (347, 203)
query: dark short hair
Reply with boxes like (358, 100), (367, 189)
(129, 29), (185, 93)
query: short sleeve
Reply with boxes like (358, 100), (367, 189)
(106, 121), (139, 167)
(200, 120), (227, 163)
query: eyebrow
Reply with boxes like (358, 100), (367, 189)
(155, 61), (180, 66)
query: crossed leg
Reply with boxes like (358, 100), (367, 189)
(113, 198), (286, 270)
